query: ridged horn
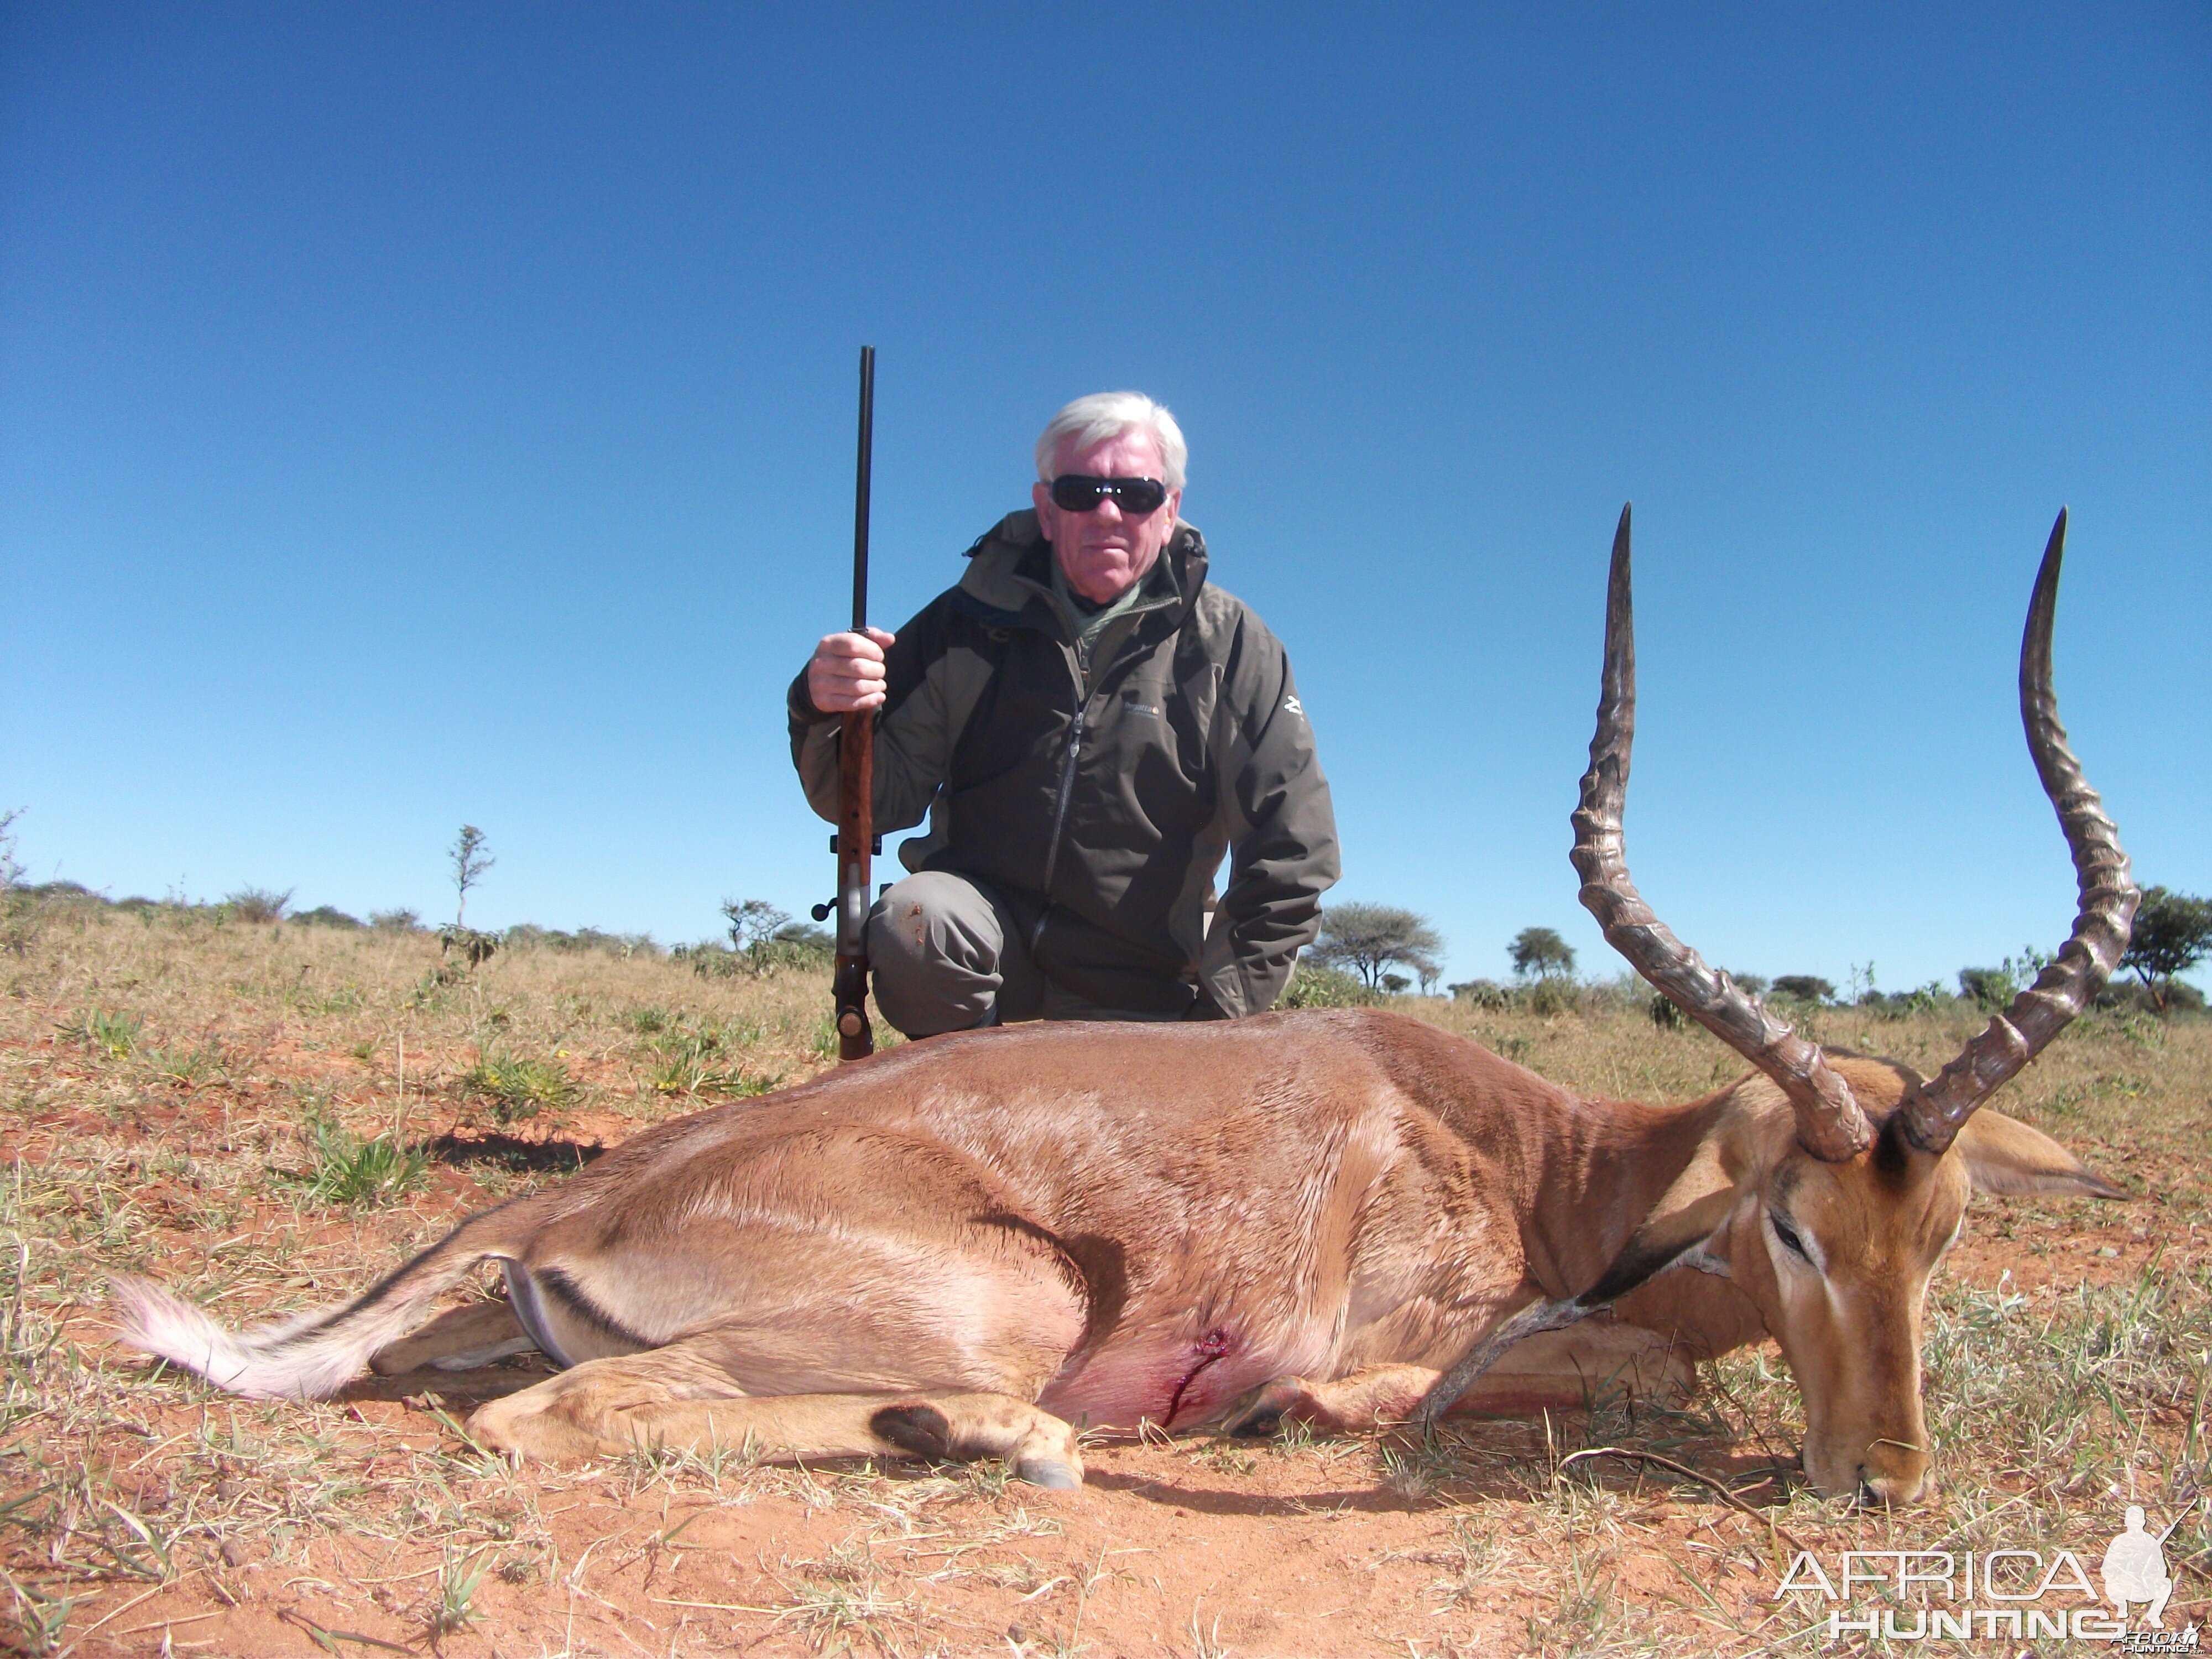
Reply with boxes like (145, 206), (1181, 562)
(1898, 509), (2138, 1152)
(1569, 505), (1874, 1162)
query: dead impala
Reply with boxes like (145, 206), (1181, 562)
(114, 507), (2134, 1505)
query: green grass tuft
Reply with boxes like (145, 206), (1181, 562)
(459, 1052), (574, 1123)
(55, 1009), (142, 1058)
(291, 1119), (429, 1206)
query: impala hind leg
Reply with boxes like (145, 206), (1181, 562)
(1223, 1324), (1697, 1437)
(466, 1338), (1083, 1487)
(369, 1297), (533, 1375)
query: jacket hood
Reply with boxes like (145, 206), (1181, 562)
(958, 509), (1209, 630)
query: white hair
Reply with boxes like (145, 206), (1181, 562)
(1034, 392), (1188, 490)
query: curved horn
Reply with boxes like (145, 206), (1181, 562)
(1569, 505), (1873, 1161)
(1898, 509), (2138, 1152)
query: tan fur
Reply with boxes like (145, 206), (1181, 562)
(121, 1013), (2119, 1504)
(368, 1298), (529, 1375)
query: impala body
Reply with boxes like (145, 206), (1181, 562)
(114, 509), (2133, 1505)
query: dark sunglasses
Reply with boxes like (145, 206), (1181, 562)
(1048, 474), (1170, 515)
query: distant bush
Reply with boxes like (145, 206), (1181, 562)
(2156, 980), (2205, 1014)
(0, 808), (38, 956)
(293, 905), (364, 930)
(1858, 982), (1952, 1018)
(1279, 959), (1381, 1009)
(1723, 970), (1768, 995)
(437, 924), (501, 969)
(1650, 993), (1686, 1030)
(1448, 979), (1510, 1009)
(223, 887), (294, 924)
(706, 901), (834, 977)
(506, 924), (658, 958)
(2095, 978), (2206, 1017)
(1523, 976), (1580, 1017)
(371, 908), (422, 931)
(1958, 966), (2015, 1010)
(1770, 975), (1834, 1004)
(681, 932), (832, 979)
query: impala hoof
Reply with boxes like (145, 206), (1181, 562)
(1016, 1458), (1082, 1490)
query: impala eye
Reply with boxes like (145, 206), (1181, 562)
(1770, 1213), (1813, 1262)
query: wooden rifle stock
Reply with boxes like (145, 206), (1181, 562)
(833, 346), (877, 1061)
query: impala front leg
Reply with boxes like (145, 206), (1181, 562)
(1223, 1323), (1698, 1437)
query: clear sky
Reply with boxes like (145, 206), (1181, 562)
(5, 3), (2207, 993)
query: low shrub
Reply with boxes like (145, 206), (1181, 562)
(293, 905), (363, 929)
(459, 1052), (574, 1124)
(223, 887), (294, 924)
(1771, 974), (1834, 1004)
(1278, 960), (1382, 1009)
(505, 924), (658, 958)
(681, 927), (833, 980)
(1857, 982), (1953, 1018)
(437, 924), (501, 968)
(1448, 979), (1510, 1009)
(1958, 966), (2015, 1009)
(1522, 977), (1580, 1017)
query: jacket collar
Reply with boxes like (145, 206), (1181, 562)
(958, 508), (1208, 633)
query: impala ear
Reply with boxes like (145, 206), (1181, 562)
(1951, 1110), (2129, 1200)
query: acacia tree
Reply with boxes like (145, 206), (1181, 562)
(1311, 903), (1444, 992)
(2121, 886), (2212, 1010)
(1507, 926), (1576, 982)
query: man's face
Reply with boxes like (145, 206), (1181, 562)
(1032, 427), (1183, 606)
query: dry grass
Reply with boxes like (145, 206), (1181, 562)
(1, 899), (2205, 1655)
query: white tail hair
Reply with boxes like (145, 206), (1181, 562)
(110, 1214), (520, 1400)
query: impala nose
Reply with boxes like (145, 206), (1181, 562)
(1856, 1457), (1931, 1507)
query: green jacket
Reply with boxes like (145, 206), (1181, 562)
(789, 510), (1339, 1017)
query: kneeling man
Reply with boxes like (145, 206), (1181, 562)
(790, 392), (1339, 1034)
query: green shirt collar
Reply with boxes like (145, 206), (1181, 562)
(1050, 550), (1160, 649)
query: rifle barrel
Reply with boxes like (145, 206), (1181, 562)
(853, 346), (874, 632)
(834, 344), (878, 1062)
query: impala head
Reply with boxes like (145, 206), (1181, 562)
(1573, 505), (2136, 1504)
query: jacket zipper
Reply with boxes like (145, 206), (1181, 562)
(1029, 700), (1088, 951)
(1021, 582), (1162, 955)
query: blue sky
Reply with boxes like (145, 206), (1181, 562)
(4, 3), (2206, 993)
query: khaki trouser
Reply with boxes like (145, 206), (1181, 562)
(867, 872), (1186, 1038)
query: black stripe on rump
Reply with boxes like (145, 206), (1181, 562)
(531, 1265), (651, 1352)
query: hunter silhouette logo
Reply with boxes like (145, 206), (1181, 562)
(2103, 1505), (2179, 1630)
(1775, 1503), (2202, 1646)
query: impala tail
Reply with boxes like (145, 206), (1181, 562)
(110, 1204), (532, 1401)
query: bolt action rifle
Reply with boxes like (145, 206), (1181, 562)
(832, 346), (877, 1061)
